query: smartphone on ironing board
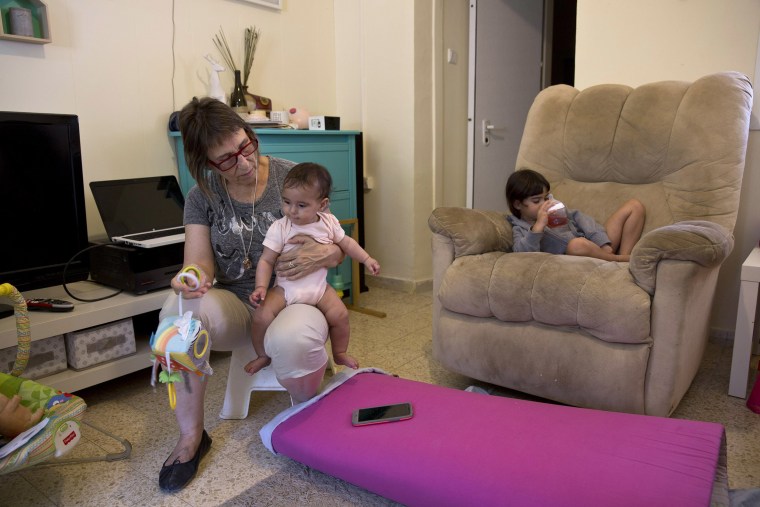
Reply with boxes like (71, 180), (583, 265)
(351, 402), (413, 426)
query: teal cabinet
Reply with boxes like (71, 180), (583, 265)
(169, 129), (364, 302)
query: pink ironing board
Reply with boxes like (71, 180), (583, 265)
(261, 369), (727, 507)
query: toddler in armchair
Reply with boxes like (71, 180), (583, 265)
(506, 169), (645, 262)
(244, 162), (380, 376)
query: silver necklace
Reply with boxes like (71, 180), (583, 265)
(222, 167), (258, 270)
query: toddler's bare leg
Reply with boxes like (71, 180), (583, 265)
(604, 199), (646, 255)
(317, 286), (358, 369)
(244, 287), (286, 375)
(566, 237), (630, 262)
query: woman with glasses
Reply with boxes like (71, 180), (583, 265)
(157, 97), (343, 492)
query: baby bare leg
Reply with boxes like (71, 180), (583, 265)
(604, 199), (646, 255)
(245, 287), (286, 375)
(317, 286), (358, 369)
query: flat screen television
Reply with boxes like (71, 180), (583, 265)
(0, 111), (90, 293)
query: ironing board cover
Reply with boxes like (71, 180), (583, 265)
(262, 369), (726, 507)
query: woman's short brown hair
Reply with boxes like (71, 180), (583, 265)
(178, 97), (257, 197)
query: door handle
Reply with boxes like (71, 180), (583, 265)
(482, 120), (497, 146)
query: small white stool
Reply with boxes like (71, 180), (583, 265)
(219, 345), (336, 420)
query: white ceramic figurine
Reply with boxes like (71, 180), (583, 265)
(204, 54), (227, 104)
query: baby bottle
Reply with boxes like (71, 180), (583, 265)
(546, 194), (568, 228)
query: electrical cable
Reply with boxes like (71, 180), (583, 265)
(62, 244), (123, 302)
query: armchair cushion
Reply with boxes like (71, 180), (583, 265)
(430, 206), (653, 344)
(428, 207), (512, 257)
(439, 251), (651, 344)
(629, 221), (734, 294)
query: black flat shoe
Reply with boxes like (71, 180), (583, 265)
(159, 430), (212, 492)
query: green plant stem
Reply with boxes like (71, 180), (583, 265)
(243, 26), (260, 86)
(213, 27), (237, 72)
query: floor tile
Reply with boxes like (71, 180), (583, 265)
(0, 473), (56, 506)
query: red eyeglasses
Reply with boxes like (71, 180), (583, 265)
(207, 136), (259, 171)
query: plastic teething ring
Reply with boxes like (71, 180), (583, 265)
(167, 383), (177, 410)
(177, 267), (200, 290)
(193, 329), (210, 359)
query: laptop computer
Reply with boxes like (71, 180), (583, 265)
(90, 176), (185, 248)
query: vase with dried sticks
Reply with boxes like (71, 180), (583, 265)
(213, 27), (245, 112)
(213, 26), (270, 114)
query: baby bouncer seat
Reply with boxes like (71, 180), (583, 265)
(0, 283), (131, 475)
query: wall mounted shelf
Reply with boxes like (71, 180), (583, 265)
(0, 0), (51, 44)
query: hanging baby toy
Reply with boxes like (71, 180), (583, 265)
(150, 266), (213, 410)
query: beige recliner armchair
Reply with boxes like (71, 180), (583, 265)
(429, 72), (752, 416)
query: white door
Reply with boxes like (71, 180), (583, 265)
(467, 0), (546, 211)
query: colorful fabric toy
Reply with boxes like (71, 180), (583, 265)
(0, 283), (86, 475)
(150, 267), (213, 409)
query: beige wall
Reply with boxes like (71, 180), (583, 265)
(576, 0), (760, 334)
(334, 0), (469, 289)
(0, 0), (338, 240)
(576, 0), (760, 89)
(333, 0), (362, 131)
(440, 0), (469, 209)
(333, 0), (446, 289)
(362, 0), (417, 284)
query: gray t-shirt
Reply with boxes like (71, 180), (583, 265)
(184, 157), (295, 303)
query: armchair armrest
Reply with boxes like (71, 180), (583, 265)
(428, 207), (512, 258)
(629, 220), (734, 294)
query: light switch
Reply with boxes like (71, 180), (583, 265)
(447, 48), (457, 64)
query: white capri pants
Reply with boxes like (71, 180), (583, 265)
(159, 287), (328, 380)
